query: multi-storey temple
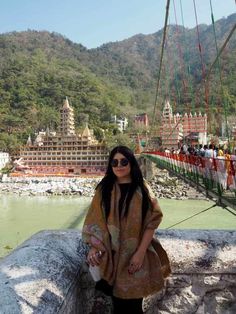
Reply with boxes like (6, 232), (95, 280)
(161, 100), (207, 149)
(19, 98), (109, 175)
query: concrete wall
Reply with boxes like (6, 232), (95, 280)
(0, 230), (235, 314)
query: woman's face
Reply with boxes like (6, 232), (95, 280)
(111, 152), (131, 182)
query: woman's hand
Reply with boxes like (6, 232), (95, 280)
(128, 228), (155, 274)
(128, 249), (145, 274)
(87, 247), (103, 267)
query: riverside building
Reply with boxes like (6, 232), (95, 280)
(0, 152), (10, 170)
(19, 98), (109, 175)
(161, 100), (207, 149)
(134, 113), (149, 128)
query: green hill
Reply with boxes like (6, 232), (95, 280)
(0, 13), (235, 153)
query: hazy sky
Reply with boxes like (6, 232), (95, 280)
(0, 0), (235, 48)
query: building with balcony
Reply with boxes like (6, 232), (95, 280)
(111, 115), (128, 132)
(161, 100), (207, 149)
(19, 98), (109, 175)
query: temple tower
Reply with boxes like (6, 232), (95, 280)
(162, 100), (173, 123)
(59, 97), (75, 136)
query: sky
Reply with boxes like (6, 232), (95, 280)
(0, 0), (235, 49)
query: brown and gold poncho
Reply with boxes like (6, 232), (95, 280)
(82, 182), (171, 299)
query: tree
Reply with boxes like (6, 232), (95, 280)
(36, 105), (59, 131)
(0, 133), (21, 155)
(93, 127), (105, 142)
(1, 114), (24, 135)
(105, 133), (136, 151)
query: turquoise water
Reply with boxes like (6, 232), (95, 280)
(158, 199), (236, 230)
(0, 195), (235, 258)
(0, 195), (90, 258)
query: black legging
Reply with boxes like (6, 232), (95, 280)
(112, 296), (143, 314)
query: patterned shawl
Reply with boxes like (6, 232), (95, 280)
(82, 181), (171, 299)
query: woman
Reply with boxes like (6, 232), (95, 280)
(82, 146), (170, 313)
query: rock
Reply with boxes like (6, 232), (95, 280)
(148, 167), (207, 200)
(156, 177), (166, 184)
(204, 275), (221, 286)
(0, 230), (235, 314)
(0, 176), (102, 197)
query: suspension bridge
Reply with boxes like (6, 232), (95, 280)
(143, 151), (236, 209)
(141, 0), (236, 209)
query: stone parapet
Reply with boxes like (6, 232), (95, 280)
(145, 230), (236, 314)
(0, 230), (235, 313)
(0, 230), (90, 314)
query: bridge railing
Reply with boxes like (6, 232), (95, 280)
(143, 151), (236, 207)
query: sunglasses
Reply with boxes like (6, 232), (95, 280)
(111, 158), (129, 168)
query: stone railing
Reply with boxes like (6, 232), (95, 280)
(0, 230), (235, 314)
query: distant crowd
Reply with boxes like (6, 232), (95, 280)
(164, 144), (236, 161)
(160, 144), (236, 191)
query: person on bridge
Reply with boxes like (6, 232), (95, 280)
(82, 145), (171, 313)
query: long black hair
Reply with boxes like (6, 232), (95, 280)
(97, 145), (151, 221)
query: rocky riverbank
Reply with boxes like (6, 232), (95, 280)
(0, 169), (207, 200)
(0, 176), (101, 197)
(149, 168), (208, 200)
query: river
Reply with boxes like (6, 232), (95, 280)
(1, 195), (235, 258)
(0, 194), (90, 258)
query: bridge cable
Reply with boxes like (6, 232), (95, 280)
(172, 0), (188, 103)
(173, 0), (193, 145)
(151, 14), (186, 152)
(209, 1), (235, 143)
(193, 0), (209, 118)
(193, 22), (236, 144)
(193, 21), (236, 115)
(204, 23), (236, 84)
(166, 31), (181, 108)
(209, 0), (227, 141)
(166, 204), (217, 229)
(151, 0), (171, 126)
(154, 21), (236, 153)
(179, 0), (197, 114)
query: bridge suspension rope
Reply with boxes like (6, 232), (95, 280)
(152, 0), (171, 126)
(209, 0), (229, 142)
(179, 0), (197, 114)
(149, 0), (235, 150)
(193, 0), (209, 115)
(172, 0), (193, 145)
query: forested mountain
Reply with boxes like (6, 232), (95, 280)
(84, 13), (236, 114)
(0, 13), (235, 153)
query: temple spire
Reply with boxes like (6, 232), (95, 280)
(59, 97), (75, 136)
(63, 96), (70, 109)
(82, 122), (91, 139)
(26, 135), (32, 146)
